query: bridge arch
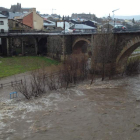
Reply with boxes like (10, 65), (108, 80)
(116, 36), (140, 64)
(24, 36), (37, 55)
(11, 36), (37, 56)
(72, 38), (91, 54)
(38, 37), (47, 55)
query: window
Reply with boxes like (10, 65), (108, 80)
(16, 23), (19, 27)
(0, 21), (4, 25)
(1, 29), (4, 33)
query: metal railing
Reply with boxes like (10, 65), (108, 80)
(0, 80), (22, 88)
(1, 28), (140, 36)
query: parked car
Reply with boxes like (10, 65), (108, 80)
(61, 29), (73, 34)
(73, 29), (83, 33)
(112, 25), (126, 32)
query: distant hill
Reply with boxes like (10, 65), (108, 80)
(114, 15), (140, 20)
(0, 7), (9, 11)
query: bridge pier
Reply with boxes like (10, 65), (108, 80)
(91, 34), (94, 53)
(21, 38), (24, 55)
(9, 37), (13, 56)
(62, 35), (66, 61)
(6, 38), (9, 56)
(0, 38), (9, 56)
(34, 37), (38, 55)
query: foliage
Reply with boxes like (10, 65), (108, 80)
(132, 18), (135, 24)
(62, 54), (89, 86)
(125, 57), (140, 75)
(47, 36), (62, 60)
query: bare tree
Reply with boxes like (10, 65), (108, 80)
(13, 54), (90, 100)
(92, 33), (117, 80)
(14, 77), (31, 99)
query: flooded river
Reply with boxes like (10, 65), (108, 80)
(0, 74), (140, 140)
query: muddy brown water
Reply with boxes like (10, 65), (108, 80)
(0, 74), (140, 140)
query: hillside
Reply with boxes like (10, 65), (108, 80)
(114, 15), (140, 20)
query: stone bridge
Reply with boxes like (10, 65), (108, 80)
(0, 33), (93, 60)
(1, 32), (140, 69)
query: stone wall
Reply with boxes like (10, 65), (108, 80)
(47, 36), (63, 60)
(65, 36), (73, 55)
(8, 19), (32, 30)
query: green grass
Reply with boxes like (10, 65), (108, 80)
(134, 47), (140, 52)
(128, 55), (140, 62)
(0, 56), (59, 78)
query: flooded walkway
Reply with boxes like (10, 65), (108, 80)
(0, 74), (140, 140)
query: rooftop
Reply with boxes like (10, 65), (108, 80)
(73, 24), (96, 29)
(8, 12), (24, 19)
(0, 14), (7, 18)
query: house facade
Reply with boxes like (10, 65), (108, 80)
(71, 13), (96, 20)
(0, 14), (9, 32)
(8, 19), (32, 31)
(17, 8), (44, 30)
(31, 8), (43, 30)
(56, 21), (73, 29)
(0, 14), (9, 55)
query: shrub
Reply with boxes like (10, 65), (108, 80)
(13, 54), (92, 99)
(125, 57), (140, 75)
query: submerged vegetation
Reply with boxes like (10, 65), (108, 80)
(125, 56), (140, 75)
(13, 54), (90, 99)
(0, 53), (140, 100)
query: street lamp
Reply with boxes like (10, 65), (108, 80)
(107, 14), (111, 32)
(64, 19), (65, 34)
(112, 8), (119, 26)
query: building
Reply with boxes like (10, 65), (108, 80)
(70, 20), (97, 28)
(0, 14), (8, 55)
(43, 19), (56, 29)
(8, 12), (24, 19)
(102, 22), (122, 32)
(17, 8), (44, 30)
(72, 13), (96, 20)
(0, 14), (8, 32)
(56, 21), (73, 29)
(10, 3), (21, 12)
(70, 24), (96, 33)
(8, 19), (32, 31)
(0, 3), (33, 13)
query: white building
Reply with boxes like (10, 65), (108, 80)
(0, 14), (9, 32)
(43, 19), (56, 29)
(56, 21), (74, 29)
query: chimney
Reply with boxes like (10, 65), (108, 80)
(29, 8), (36, 12)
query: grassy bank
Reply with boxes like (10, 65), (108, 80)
(0, 56), (59, 78)
(125, 56), (140, 75)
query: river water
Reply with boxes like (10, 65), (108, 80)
(0, 74), (140, 140)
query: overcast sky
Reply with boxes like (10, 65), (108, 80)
(1, 0), (140, 18)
